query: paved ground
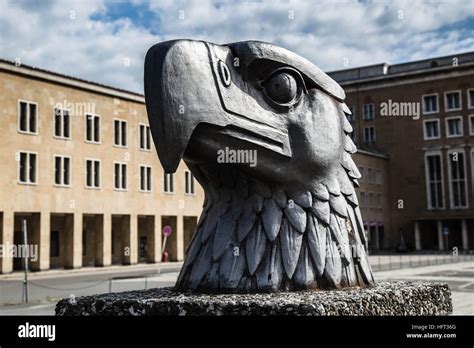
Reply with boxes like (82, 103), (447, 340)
(0, 262), (182, 308)
(0, 255), (472, 315)
(375, 261), (474, 315)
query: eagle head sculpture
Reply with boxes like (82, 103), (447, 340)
(144, 40), (374, 292)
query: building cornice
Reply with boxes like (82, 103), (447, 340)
(356, 148), (389, 159)
(339, 64), (474, 93)
(0, 60), (145, 104)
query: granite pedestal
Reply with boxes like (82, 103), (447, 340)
(55, 281), (452, 316)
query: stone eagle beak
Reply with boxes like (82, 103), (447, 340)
(144, 39), (294, 173)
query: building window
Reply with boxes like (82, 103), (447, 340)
(18, 151), (37, 184)
(367, 168), (374, 184)
(114, 162), (127, 190)
(468, 89), (474, 109)
(445, 91), (461, 111)
(363, 103), (374, 120)
(85, 114), (100, 143)
(346, 105), (355, 122)
(376, 193), (382, 209)
(185, 170), (195, 195)
(139, 124), (151, 150)
(85, 159), (100, 188)
(53, 108), (71, 139)
(368, 192), (374, 208)
(358, 166), (364, 182)
(50, 231), (60, 257)
(422, 94), (439, 114)
(139, 165), (152, 192)
(164, 173), (175, 193)
(423, 119), (440, 140)
(18, 100), (37, 134)
(445, 116), (463, 138)
(359, 192), (366, 208)
(375, 169), (382, 184)
(469, 115), (474, 135)
(54, 155), (70, 186)
(425, 153), (444, 209)
(114, 119), (127, 147)
(448, 151), (468, 208)
(364, 126), (376, 143)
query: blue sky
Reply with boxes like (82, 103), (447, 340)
(1, 0), (473, 93)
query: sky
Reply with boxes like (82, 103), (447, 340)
(0, 0), (473, 94)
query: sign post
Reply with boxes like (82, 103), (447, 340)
(22, 218), (29, 303)
(443, 226), (449, 252)
(162, 225), (172, 262)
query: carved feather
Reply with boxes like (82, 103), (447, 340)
(187, 238), (213, 289)
(294, 242), (316, 287)
(344, 135), (357, 154)
(245, 219), (267, 275)
(313, 183), (329, 201)
(323, 229), (342, 287)
(261, 198), (283, 241)
(341, 152), (362, 179)
(204, 262), (220, 287)
(312, 199), (330, 225)
(338, 169), (356, 196)
(200, 209), (218, 243)
(230, 190), (244, 220)
(354, 205), (367, 245)
(342, 102), (352, 115)
(357, 250), (374, 284)
(329, 193), (348, 218)
(345, 193), (358, 207)
(256, 241), (283, 290)
(306, 214), (326, 277)
(279, 218), (303, 279)
(273, 189), (287, 208)
(283, 202), (307, 233)
(288, 190), (312, 208)
(324, 178), (341, 196)
(184, 227), (202, 263)
(343, 116), (353, 133)
(219, 244), (246, 289)
(237, 204), (256, 242)
(328, 214), (350, 264)
(249, 193), (264, 213)
(197, 209), (207, 230)
(212, 211), (236, 261)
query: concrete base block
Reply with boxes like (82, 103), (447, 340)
(55, 281), (452, 316)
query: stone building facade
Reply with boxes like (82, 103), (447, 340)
(330, 51), (474, 251)
(352, 150), (389, 250)
(0, 59), (204, 274)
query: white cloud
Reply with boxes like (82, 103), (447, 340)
(0, 0), (472, 93)
(0, 0), (159, 92)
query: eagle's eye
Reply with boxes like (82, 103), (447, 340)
(260, 68), (306, 107)
(263, 72), (297, 104)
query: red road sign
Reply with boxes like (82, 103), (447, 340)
(163, 225), (172, 237)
